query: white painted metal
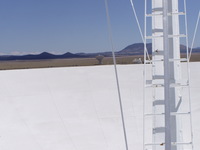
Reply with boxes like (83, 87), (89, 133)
(144, 0), (193, 150)
(0, 63), (199, 150)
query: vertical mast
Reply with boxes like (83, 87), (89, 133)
(152, 0), (181, 149)
(163, 0), (171, 150)
(144, 0), (193, 150)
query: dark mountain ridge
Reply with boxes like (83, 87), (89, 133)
(0, 43), (199, 61)
(118, 43), (200, 55)
(0, 52), (85, 61)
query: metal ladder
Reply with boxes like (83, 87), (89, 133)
(143, 0), (193, 150)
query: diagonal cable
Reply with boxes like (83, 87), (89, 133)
(129, 0), (150, 61)
(104, 0), (129, 150)
(189, 10), (200, 61)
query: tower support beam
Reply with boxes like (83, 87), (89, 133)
(163, 0), (171, 150)
(144, 0), (193, 150)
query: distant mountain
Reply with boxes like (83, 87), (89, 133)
(192, 47), (200, 53)
(117, 43), (152, 55)
(0, 43), (199, 61)
(118, 43), (200, 55)
(0, 52), (85, 61)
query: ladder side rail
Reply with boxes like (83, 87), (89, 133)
(183, 0), (194, 149)
(143, 1), (194, 150)
(143, 1), (147, 150)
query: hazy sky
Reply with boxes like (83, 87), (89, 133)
(0, 0), (199, 55)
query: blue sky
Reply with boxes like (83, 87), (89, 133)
(0, 0), (199, 55)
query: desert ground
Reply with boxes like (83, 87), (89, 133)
(0, 53), (199, 70)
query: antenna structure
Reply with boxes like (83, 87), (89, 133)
(143, 0), (193, 150)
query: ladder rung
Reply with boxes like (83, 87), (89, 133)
(170, 79), (189, 87)
(145, 112), (190, 116)
(168, 34), (187, 38)
(146, 12), (185, 17)
(146, 83), (188, 88)
(171, 112), (191, 116)
(145, 58), (187, 63)
(169, 58), (187, 62)
(153, 127), (165, 134)
(146, 80), (164, 87)
(145, 143), (164, 146)
(146, 13), (163, 17)
(146, 80), (152, 84)
(146, 80), (163, 84)
(153, 100), (164, 106)
(153, 75), (164, 79)
(146, 59), (163, 63)
(170, 83), (189, 87)
(145, 142), (192, 146)
(168, 12), (186, 16)
(146, 34), (186, 39)
(146, 35), (163, 39)
(145, 113), (164, 116)
(145, 84), (164, 88)
(172, 142), (192, 145)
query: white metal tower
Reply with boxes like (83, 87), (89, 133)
(144, 0), (193, 150)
